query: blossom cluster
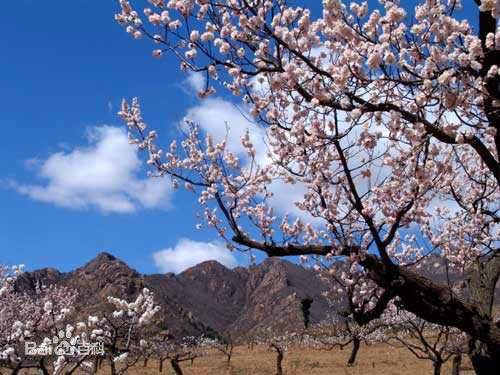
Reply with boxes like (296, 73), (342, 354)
(115, 0), (500, 273)
(0, 269), (78, 373)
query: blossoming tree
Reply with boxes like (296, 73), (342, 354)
(255, 328), (299, 375)
(307, 310), (385, 367)
(210, 333), (234, 365)
(381, 304), (467, 375)
(306, 264), (387, 366)
(36, 288), (160, 375)
(0, 266), (78, 375)
(0, 264), (24, 366)
(114, 1), (500, 373)
(80, 288), (160, 375)
(147, 333), (215, 375)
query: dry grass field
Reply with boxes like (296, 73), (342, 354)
(115, 343), (476, 375)
(1, 343), (476, 375)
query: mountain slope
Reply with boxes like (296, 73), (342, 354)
(17, 253), (331, 340)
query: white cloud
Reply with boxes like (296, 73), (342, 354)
(152, 238), (239, 273)
(184, 71), (206, 93)
(182, 73), (267, 162)
(183, 88), (322, 222)
(183, 97), (268, 162)
(14, 126), (172, 213)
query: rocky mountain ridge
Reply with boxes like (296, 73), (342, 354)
(17, 253), (331, 341)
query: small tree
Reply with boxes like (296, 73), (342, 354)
(0, 264), (23, 363)
(256, 328), (299, 375)
(305, 261), (386, 366)
(53, 288), (161, 375)
(211, 333), (234, 365)
(149, 333), (213, 375)
(0, 265), (78, 375)
(307, 315), (384, 367)
(380, 304), (467, 375)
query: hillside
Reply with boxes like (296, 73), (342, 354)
(16, 253), (331, 340)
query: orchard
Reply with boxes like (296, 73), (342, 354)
(3, 0), (500, 374)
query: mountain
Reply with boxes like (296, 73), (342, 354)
(16, 253), (331, 341)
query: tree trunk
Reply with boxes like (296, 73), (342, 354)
(469, 354), (500, 375)
(159, 359), (164, 373)
(432, 359), (442, 375)
(275, 349), (283, 375)
(170, 357), (183, 375)
(347, 337), (360, 367)
(110, 359), (117, 375)
(350, 252), (500, 352)
(451, 354), (462, 375)
(466, 254), (500, 375)
(226, 343), (233, 364)
(38, 358), (49, 375)
(469, 340), (500, 375)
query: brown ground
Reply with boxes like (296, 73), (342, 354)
(1, 343), (476, 375)
(117, 343), (476, 375)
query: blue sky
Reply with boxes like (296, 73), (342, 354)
(0, 0), (255, 273)
(1, 1), (478, 274)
